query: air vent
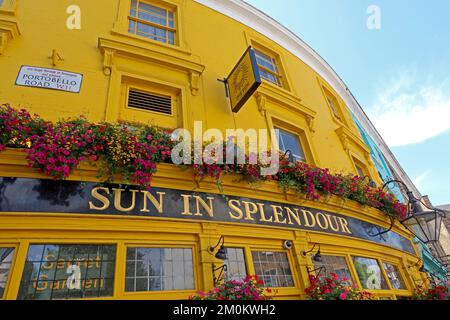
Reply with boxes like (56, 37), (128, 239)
(127, 89), (172, 115)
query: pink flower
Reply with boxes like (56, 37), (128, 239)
(339, 292), (348, 300)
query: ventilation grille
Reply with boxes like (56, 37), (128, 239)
(128, 89), (172, 115)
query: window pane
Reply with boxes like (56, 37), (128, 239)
(352, 257), (388, 290)
(0, 248), (15, 298)
(125, 248), (194, 292)
(326, 96), (342, 120)
(382, 263), (406, 290)
(313, 255), (353, 283)
(18, 244), (116, 300)
(255, 49), (282, 86)
(251, 251), (294, 288)
(276, 128), (306, 162)
(255, 50), (277, 73)
(223, 248), (247, 282)
(128, 1), (175, 45)
(355, 165), (365, 177)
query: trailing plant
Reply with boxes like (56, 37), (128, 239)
(305, 273), (375, 300)
(190, 275), (272, 300)
(0, 104), (47, 151)
(0, 105), (408, 219)
(413, 283), (449, 300)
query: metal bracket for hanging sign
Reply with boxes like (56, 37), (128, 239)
(217, 78), (229, 98)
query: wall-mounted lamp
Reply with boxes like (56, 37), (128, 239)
(209, 236), (227, 260)
(302, 243), (322, 262)
(369, 179), (446, 243)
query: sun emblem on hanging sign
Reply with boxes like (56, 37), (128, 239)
(232, 62), (250, 95)
(226, 47), (262, 113)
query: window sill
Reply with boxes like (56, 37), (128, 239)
(0, 0), (18, 16)
(98, 36), (205, 77)
(0, 4), (20, 54)
(335, 125), (371, 156)
(257, 82), (316, 119)
(111, 28), (192, 56)
(330, 114), (347, 128)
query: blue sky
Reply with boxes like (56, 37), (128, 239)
(245, 0), (450, 205)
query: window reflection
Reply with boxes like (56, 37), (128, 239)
(125, 248), (194, 292)
(382, 263), (406, 290)
(353, 256), (388, 290)
(18, 244), (116, 300)
(313, 255), (353, 283)
(0, 248), (15, 298)
(251, 251), (294, 288)
(223, 248), (247, 281)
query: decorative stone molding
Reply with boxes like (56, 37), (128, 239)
(255, 92), (267, 116)
(102, 48), (115, 76)
(0, 0), (20, 55)
(306, 115), (315, 134)
(335, 126), (371, 157)
(98, 37), (205, 75)
(189, 71), (200, 96)
(338, 132), (350, 155)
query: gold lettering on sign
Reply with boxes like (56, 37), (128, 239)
(285, 207), (301, 226)
(243, 201), (258, 221)
(258, 203), (273, 222)
(316, 212), (329, 230)
(140, 191), (165, 214)
(113, 188), (138, 212)
(181, 195), (193, 215)
(271, 205), (287, 224)
(338, 217), (352, 234)
(302, 210), (316, 228)
(194, 196), (215, 217)
(89, 187), (110, 210)
(228, 200), (244, 220)
(326, 214), (341, 232)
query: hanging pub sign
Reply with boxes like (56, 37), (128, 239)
(226, 47), (262, 113)
(15, 65), (83, 93)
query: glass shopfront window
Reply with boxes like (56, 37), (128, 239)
(18, 244), (116, 300)
(313, 255), (353, 282)
(0, 247), (15, 298)
(252, 251), (294, 288)
(382, 263), (406, 290)
(352, 256), (388, 290)
(125, 248), (194, 292)
(223, 248), (247, 282)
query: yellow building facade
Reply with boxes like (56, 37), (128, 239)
(0, 0), (428, 300)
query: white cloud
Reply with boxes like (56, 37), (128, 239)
(368, 72), (450, 147)
(412, 170), (430, 190)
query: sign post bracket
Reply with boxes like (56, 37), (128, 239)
(217, 78), (229, 98)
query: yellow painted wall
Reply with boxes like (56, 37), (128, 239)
(0, 1), (425, 300)
(0, 0), (377, 180)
